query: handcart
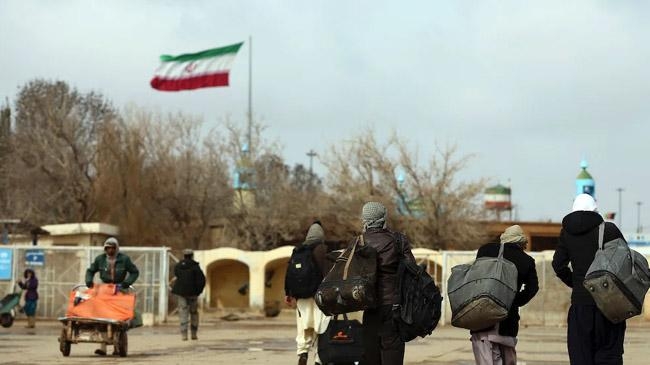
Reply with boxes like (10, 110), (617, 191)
(57, 284), (136, 357)
(0, 286), (21, 328)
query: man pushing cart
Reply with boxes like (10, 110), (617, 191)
(58, 237), (140, 357)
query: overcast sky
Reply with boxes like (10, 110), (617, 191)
(1, 1), (648, 232)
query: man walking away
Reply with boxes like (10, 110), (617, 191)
(284, 222), (330, 365)
(359, 201), (415, 365)
(470, 225), (539, 365)
(553, 194), (627, 365)
(172, 249), (206, 341)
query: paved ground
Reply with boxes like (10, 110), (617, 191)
(1, 315), (649, 364)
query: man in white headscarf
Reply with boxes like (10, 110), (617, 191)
(470, 225), (539, 365)
(553, 194), (626, 364)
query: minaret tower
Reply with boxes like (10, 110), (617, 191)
(576, 159), (595, 197)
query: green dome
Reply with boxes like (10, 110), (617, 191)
(577, 168), (592, 179)
(485, 184), (511, 195)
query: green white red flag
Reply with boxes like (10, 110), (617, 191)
(150, 42), (243, 91)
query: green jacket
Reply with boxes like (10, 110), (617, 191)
(85, 252), (139, 287)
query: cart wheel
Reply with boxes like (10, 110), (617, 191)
(0, 313), (13, 328)
(59, 329), (71, 357)
(116, 330), (128, 357)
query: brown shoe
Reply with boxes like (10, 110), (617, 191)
(181, 332), (188, 341)
(298, 352), (308, 365)
(191, 333), (198, 340)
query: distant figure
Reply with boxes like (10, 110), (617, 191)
(17, 268), (38, 329)
(358, 201), (415, 365)
(470, 225), (539, 365)
(284, 222), (330, 365)
(171, 249), (206, 341)
(85, 237), (139, 356)
(553, 194), (627, 364)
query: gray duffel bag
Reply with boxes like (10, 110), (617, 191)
(447, 243), (518, 331)
(583, 223), (650, 323)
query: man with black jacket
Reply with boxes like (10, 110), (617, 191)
(171, 249), (206, 341)
(358, 202), (415, 365)
(471, 225), (539, 365)
(553, 194), (626, 364)
(284, 222), (330, 365)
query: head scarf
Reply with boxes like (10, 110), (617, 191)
(362, 202), (387, 231)
(500, 225), (527, 247)
(304, 223), (324, 245)
(572, 193), (597, 212)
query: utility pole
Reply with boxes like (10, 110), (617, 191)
(636, 201), (643, 233)
(617, 187), (624, 229)
(306, 150), (317, 175)
(247, 36), (253, 156)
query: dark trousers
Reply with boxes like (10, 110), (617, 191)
(567, 304), (626, 365)
(361, 304), (405, 365)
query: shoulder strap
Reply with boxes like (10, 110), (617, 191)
(598, 222), (605, 250)
(498, 242), (505, 259)
(342, 236), (360, 280)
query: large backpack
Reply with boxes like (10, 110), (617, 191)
(447, 243), (518, 331)
(285, 244), (323, 299)
(315, 235), (377, 315)
(394, 232), (443, 342)
(583, 223), (650, 323)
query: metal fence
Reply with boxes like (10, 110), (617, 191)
(3, 246), (647, 327)
(0, 246), (170, 323)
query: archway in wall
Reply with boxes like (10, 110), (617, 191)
(264, 256), (291, 316)
(206, 259), (249, 309)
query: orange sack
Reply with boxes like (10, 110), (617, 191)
(65, 284), (136, 322)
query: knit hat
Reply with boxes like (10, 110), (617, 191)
(572, 193), (597, 212)
(103, 237), (119, 248)
(183, 248), (194, 256)
(305, 223), (324, 245)
(362, 202), (387, 231)
(500, 225), (527, 244)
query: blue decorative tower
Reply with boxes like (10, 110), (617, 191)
(233, 143), (255, 209)
(576, 159), (595, 198)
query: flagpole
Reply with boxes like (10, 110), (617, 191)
(248, 35), (253, 156)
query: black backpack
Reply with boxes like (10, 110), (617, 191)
(394, 232), (443, 342)
(285, 244), (323, 299)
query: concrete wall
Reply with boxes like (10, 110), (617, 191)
(195, 246), (293, 311)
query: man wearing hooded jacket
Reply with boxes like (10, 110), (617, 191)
(85, 237), (139, 356)
(553, 194), (626, 365)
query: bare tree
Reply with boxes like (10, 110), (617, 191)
(221, 121), (326, 250)
(321, 131), (487, 249)
(93, 108), (233, 248)
(8, 79), (117, 224)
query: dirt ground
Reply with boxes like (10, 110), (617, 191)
(2, 314), (650, 365)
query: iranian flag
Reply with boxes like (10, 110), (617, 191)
(150, 42), (243, 91)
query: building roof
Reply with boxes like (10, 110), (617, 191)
(40, 222), (119, 236)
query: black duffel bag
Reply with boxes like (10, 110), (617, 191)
(315, 235), (377, 315)
(318, 314), (364, 365)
